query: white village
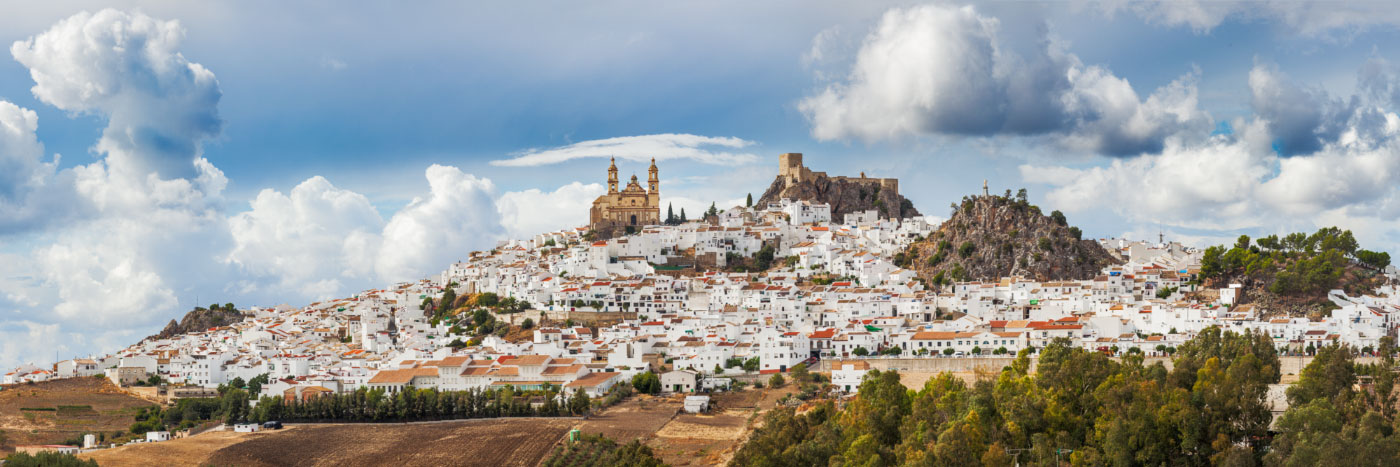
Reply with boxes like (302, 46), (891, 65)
(9, 155), (1400, 411)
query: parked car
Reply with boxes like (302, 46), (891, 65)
(262, 421), (283, 429)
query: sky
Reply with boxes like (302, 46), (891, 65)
(2, 0), (1400, 368)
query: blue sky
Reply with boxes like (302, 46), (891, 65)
(2, 0), (1400, 368)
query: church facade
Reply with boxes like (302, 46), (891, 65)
(589, 158), (660, 238)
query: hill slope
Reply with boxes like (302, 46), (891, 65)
(755, 173), (920, 220)
(149, 304), (245, 341)
(1196, 228), (1393, 317)
(899, 192), (1119, 284)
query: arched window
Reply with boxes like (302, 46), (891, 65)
(630, 215), (637, 225)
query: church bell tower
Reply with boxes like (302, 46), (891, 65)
(608, 157), (619, 194)
(648, 158), (659, 193)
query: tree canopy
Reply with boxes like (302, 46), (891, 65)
(731, 328), (1285, 466)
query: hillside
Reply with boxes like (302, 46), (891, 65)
(149, 304), (245, 341)
(0, 377), (156, 453)
(1196, 227), (1393, 317)
(898, 190), (1119, 285)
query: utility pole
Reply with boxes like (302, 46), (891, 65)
(1005, 447), (1029, 467)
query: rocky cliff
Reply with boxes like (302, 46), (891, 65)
(901, 193), (1119, 285)
(148, 305), (245, 341)
(755, 173), (920, 221)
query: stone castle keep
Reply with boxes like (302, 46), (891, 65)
(778, 152), (898, 194)
(589, 157), (661, 238)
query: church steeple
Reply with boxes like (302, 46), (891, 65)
(648, 157), (659, 193)
(607, 157), (618, 194)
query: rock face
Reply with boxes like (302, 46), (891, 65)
(755, 153), (920, 221)
(149, 305), (245, 341)
(904, 193), (1119, 284)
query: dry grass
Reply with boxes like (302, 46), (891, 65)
(0, 377), (155, 453)
(80, 428), (255, 467)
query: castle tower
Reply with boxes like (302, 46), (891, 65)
(648, 157), (659, 193)
(608, 157), (618, 194)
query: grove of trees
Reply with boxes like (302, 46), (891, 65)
(732, 328), (1302, 466)
(1198, 227), (1391, 296)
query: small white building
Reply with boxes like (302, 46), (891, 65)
(661, 369), (698, 393)
(146, 431), (172, 442)
(234, 423), (261, 433)
(683, 395), (711, 413)
(831, 361), (872, 393)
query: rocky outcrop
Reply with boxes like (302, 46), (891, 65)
(149, 305), (245, 341)
(903, 193), (1119, 284)
(755, 173), (920, 221)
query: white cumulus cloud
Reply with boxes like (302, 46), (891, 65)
(497, 181), (606, 239)
(225, 176), (385, 300)
(800, 3), (1211, 156)
(1026, 63), (1400, 248)
(11, 8), (223, 181)
(376, 165), (506, 283)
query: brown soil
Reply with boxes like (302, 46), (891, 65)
(649, 410), (750, 466)
(203, 418), (573, 467)
(80, 428), (254, 466)
(575, 395), (679, 441)
(0, 377), (157, 453)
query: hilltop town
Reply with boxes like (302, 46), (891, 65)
(5, 154), (1400, 451)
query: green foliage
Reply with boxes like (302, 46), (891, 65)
(631, 372), (661, 394)
(948, 264), (968, 282)
(743, 356), (761, 372)
(731, 328), (1285, 466)
(247, 373), (270, 395)
(852, 347), (869, 357)
(1271, 250), (1345, 295)
(568, 388), (592, 415)
(545, 432), (666, 467)
(1038, 237), (1052, 251)
(1200, 227), (1380, 298)
(1155, 286), (1177, 299)
(1067, 226), (1082, 240)
(958, 241), (976, 258)
(769, 373), (785, 388)
(1050, 210), (1067, 226)
(242, 386), (580, 423)
(754, 244), (777, 270)
(521, 318), (535, 330)
(2, 452), (97, 467)
(1266, 344), (1400, 465)
(1356, 249), (1391, 270)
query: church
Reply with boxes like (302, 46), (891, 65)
(589, 158), (661, 238)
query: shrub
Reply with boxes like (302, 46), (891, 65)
(958, 241), (976, 258)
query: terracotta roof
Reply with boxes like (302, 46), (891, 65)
(368, 368), (436, 384)
(566, 371), (620, 388)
